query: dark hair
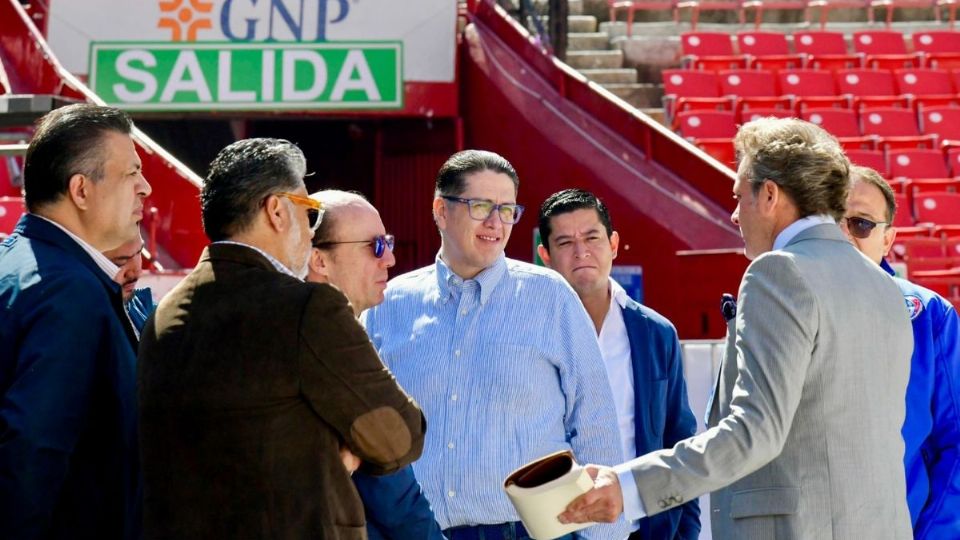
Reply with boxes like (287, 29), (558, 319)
(435, 149), (519, 196)
(538, 189), (614, 253)
(201, 138), (307, 242)
(850, 165), (897, 223)
(23, 104), (133, 212)
(735, 117), (850, 220)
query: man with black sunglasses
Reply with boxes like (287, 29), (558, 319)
(362, 150), (628, 539)
(307, 189), (446, 540)
(844, 165), (960, 540)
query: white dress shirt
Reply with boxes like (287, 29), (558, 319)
(597, 278), (637, 464)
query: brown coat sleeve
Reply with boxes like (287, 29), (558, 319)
(297, 284), (425, 475)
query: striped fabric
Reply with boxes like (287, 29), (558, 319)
(363, 255), (629, 538)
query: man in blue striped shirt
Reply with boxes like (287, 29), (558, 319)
(363, 150), (630, 540)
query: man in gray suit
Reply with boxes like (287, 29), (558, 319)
(559, 117), (914, 539)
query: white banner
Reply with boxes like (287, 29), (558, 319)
(47, 0), (456, 82)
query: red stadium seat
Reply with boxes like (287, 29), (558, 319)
(662, 69), (733, 124)
(847, 148), (889, 176)
(904, 237), (945, 257)
(803, 108), (861, 136)
(921, 107), (960, 140)
(694, 138), (737, 168)
(889, 149), (950, 178)
(915, 192), (960, 224)
(719, 69), (778, 96)
(737, 31), (790, 55)
(836, 68), (898, 96)
(907, 178), (960, 195)
(894, 68), (955, 94)
(890, 227), (933, 258)
(894, 193), (916, 225)
(779, 69), (838, 95)
(912, 30), (960, 53)
(911, 268), (960, 297)
(738, 105), (795, 122)
(682, 31), (735, 55)
(946, 237), (960, 256)
(852, 30), (908, 54)
(862, 107), (921, 137)
(794, 30), (849, 54)
(677, 110), (738, 138)
(0, 197), (24, 235)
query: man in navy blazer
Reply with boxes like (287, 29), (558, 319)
(538, 189), (700, 540)
(0, 104), (152, 539)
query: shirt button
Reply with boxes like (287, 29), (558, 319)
(460, 309), (468, 316)
(448, 490), (456, 498)
(451, 394), (458, 401)
(448, 442), (455, 449)
(454, 349), (461, 357)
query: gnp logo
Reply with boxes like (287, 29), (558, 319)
(157, 0), (352, 42)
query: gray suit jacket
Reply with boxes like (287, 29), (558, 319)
(625, 224), (914, 539)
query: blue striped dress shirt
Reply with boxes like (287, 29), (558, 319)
(362, 255), (630, 538)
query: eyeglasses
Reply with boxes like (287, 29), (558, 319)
(277, 192), (324, 233)
(314, 234), (396, 259)
(441, 196), (525, 224)
(842, 216), (889, 239)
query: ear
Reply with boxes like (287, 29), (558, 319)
(67, 173), (91, 210)
(609, 230), (620, 260)
(264, 194), (287, 232)
(432, 197), (447, 230)
(882, 225), (897, 258)
(537, 244), (552, 267)
(760, 179), (780, 215)
(307, 247), (331, 282)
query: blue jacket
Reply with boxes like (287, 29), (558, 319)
(884, 261), (960, 540)
(128, 287), (155, 334)
(0, 214), (141, 539)
(623, 299), (701, 540)
(354, 466), (446, 540)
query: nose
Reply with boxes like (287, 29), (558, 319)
(573, 239), (589, 258)
(139, 174), (153, 198)
(730, 205), (740, 226)
(382, 243), (396, 269)
(483, 208), (501, 228)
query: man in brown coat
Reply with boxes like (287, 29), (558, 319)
(138, 138), (425, 539)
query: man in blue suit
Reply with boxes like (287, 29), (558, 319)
(103, 235), (155, 335)
(307, 190), (445, 540)
(538, 189), (700, 540)
(0, 104), (152, 539)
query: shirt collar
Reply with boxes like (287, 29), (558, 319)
(773, 214), (835, 251)
(435, 253), (508, 306)
(32, 214), (120, 279)
(214, 240), (302, 280)
(608, 277), (630, 310)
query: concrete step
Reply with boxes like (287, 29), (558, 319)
(578, 68), (638, 84)
(566, 49), (624, 69)
(601, 83), (663, 109)
(539, 15), (598, 32)
(532, 0), (585, 15)
(568, 32), (610, 50)
(640, 108), (668, 126)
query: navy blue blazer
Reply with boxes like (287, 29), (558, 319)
(623, 299), (701, 540)
(0, 214), (141, 540)
(353, 465), (446, 540)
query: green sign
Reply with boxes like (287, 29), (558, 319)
(89, 41), (402, 111)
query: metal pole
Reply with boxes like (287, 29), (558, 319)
(549, 0), (568, 60)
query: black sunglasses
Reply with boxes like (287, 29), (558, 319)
(314, 234), (396, 258)
(843, 216), (889, 239)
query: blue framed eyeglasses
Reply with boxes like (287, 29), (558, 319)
(314, 234), (396, 258)
(441, 196), (525, 224)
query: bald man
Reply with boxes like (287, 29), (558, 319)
(308, 190), (444, 540)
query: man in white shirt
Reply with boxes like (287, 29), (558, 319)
(537, 188), (700, 540)
(558, 117), (914, 540)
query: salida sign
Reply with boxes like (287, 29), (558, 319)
(85, 0), (404, 111)
(90, 42), (401, 111)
